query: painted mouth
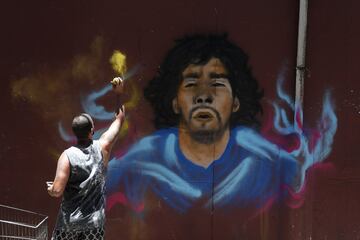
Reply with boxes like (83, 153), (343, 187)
(193, 111), (214, 121)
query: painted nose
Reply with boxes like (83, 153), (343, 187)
(194, 93), (213, 104)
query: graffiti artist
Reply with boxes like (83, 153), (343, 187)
(48, 80), (125, 240)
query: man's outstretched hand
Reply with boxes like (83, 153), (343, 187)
(111, 77), (124, 94)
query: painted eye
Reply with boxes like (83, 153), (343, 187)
(212, 82), (225, 87)
(184, 83), (196, 88)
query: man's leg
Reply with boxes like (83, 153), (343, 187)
(78, 227), (105, 240)
(51, 229), (78, 240)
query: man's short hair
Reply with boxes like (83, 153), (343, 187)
(144, 33), (263, 129)
(71, 113), (94, 139)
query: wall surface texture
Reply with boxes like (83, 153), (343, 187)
(1, 0), (359, 239)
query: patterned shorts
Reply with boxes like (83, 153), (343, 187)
(51, 227), (105, 240)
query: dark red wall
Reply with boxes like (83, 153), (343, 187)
(0, 0), (359, 239)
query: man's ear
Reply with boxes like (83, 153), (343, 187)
(232, 97), (240, 112)
(88, 128), (94, 138)
(172, 98), (179, 114)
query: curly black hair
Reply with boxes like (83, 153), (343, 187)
(144, 33), (263, 129)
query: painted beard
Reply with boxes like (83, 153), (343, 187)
(179, 106), (229, 144)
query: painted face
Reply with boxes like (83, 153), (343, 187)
(173, 57), (239, 143)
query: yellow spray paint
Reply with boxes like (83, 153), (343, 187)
(109, 50), (133, 138)
(110, 50), (127, 77)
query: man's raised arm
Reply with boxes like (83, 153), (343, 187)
(99, 77), (126, 166)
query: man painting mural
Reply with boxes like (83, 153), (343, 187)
(48, 81), (125, 240)
(105, 33), (336, 239)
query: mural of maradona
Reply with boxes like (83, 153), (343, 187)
(59, 34), (337, 217)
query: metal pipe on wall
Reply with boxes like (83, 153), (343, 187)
(295, 0), (308, 124)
